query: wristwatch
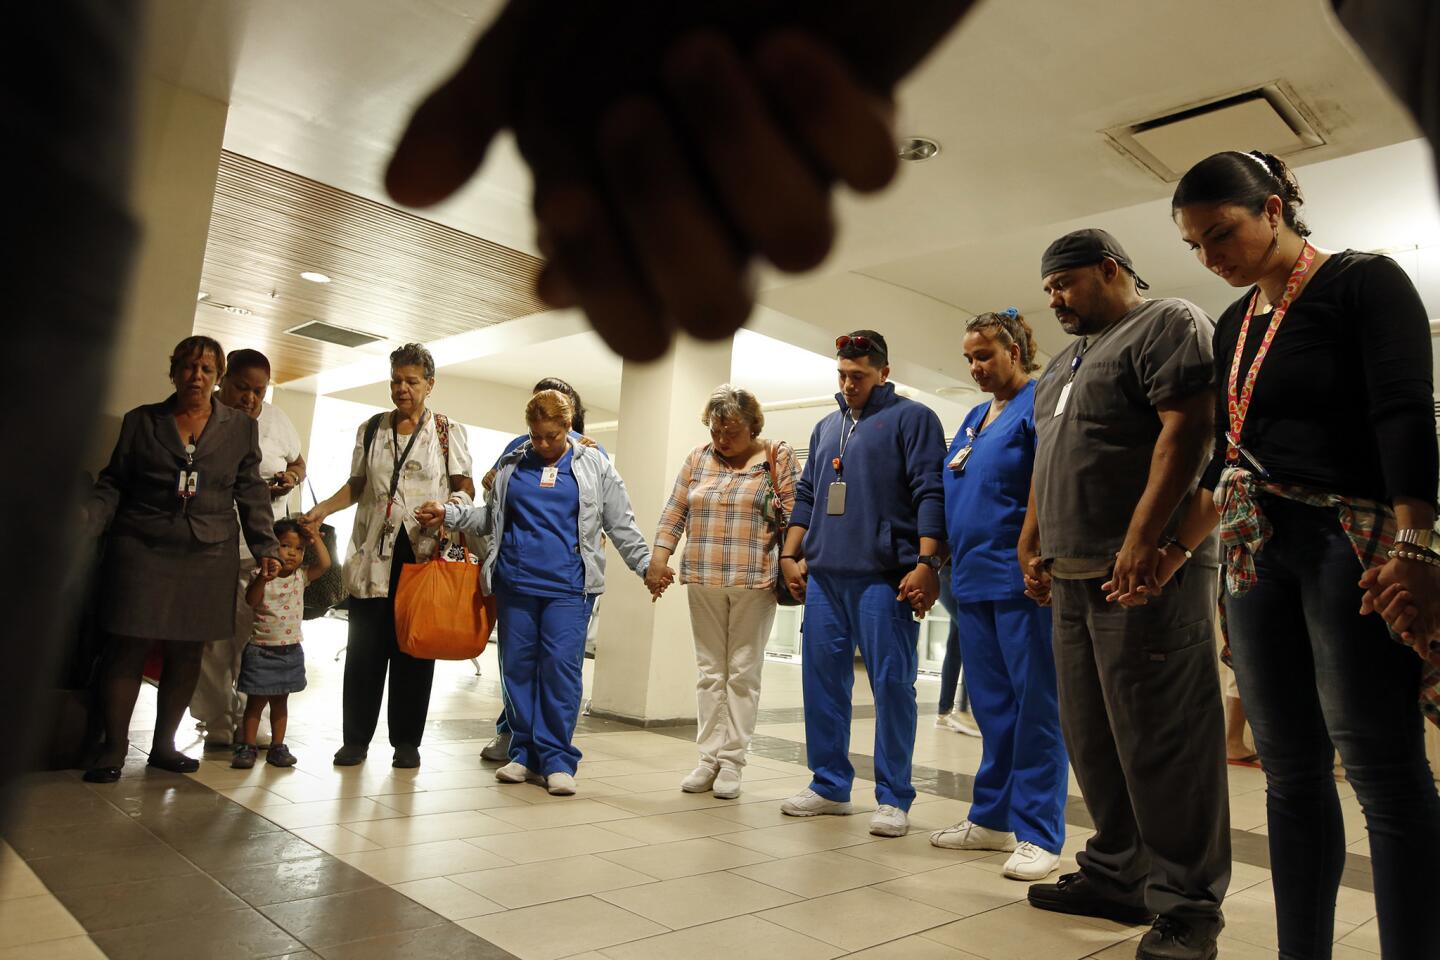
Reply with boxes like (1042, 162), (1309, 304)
(917, 554), (942, 571)
(1395, 528), (1439, 556)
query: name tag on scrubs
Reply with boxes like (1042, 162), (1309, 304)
(1052, 382), (1073, 418)
(948, 445), (974, 473)
(826, 480), (847, 516)
(539, 466), (559, 488)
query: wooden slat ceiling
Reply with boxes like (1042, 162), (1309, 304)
(192, 151), (546, 384)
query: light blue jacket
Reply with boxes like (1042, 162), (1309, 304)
(443, 438), (651, 596)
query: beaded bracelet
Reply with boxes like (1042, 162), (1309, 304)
(1388, 547), (1440, 568)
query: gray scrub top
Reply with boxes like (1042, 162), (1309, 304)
(1032, 298), (1220, 574)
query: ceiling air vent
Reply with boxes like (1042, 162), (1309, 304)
(1105, 83), (1324, 183)
(284, 320), (385, 349)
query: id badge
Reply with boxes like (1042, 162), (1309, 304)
(826, 480), (847, 516)
(539, 466), (559, 488)
(948, 445), (974, 473)
(1052, 382), (1073, 418)
(176, 469), (199, 498)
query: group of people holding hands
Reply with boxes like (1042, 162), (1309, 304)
(82, 148), (1438, 960)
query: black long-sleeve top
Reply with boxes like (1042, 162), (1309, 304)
(1201, 250), (1437, 508)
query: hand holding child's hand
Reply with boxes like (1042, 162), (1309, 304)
(257, 557), (282, 582)
(414, 501), (447, 528)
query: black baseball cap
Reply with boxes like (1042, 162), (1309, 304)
(1040, 228), (1150, 291)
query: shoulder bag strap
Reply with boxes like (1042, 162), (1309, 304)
(362, 412), (385, 459)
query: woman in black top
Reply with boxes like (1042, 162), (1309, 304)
(1159, 151), (1439, 959)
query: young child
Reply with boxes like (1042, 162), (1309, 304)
(232, 517), (330, 769)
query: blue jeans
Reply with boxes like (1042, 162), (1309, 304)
(802, 572), (920, 810)
(1226, 497), (1440, 959)
(936, 576), (968, 713)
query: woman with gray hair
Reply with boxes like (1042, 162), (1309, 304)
(649, 385), (798, 799)
(305, 343), (474, 769)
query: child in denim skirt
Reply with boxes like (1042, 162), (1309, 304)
(232, 518), (331, 768)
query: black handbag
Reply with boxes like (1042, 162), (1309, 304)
(765, 442), (801, 607)
(302, 481), (347, 620)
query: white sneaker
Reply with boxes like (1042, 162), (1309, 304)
(870, 804), (909, 838)
(547, 772), (577, 796)
(495, 761), (536, 784)
(713, 767), (741, 799)
(680, 765), (718, 793)
(929, 819), (1018, 851)
(780, 788), (852, 817)
(1003, 841), (1061, 880)
(936, 710), (981, 737)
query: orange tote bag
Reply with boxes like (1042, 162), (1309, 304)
(393, 539), (495, 660)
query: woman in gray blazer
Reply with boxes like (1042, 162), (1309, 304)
(83, 336), (280, 783)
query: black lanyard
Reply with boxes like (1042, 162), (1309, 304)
(387, 412), (426, 510)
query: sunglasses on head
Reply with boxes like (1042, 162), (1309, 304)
(835, 335), (886, 359)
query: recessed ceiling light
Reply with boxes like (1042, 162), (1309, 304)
(222, 305), (252, 316)
(898, 137), (940, 162)
(197, 291), (210, 301)
(300, 271), (332, 284)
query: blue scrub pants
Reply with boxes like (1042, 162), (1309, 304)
(494, 589), (595, 776)
(802, 572), (920, 810)
(953, 598), (1067, 853)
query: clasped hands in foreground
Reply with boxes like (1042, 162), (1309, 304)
(1020, 538), (1438, 644)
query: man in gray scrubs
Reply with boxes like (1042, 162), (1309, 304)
(1018, 229), (1229, 960)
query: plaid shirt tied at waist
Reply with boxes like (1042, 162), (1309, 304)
(1216, 465), (1440, 726)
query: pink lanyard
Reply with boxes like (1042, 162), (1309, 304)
(1225, 242), (1317, 464)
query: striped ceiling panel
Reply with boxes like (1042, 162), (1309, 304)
(192, 151), (545, 384)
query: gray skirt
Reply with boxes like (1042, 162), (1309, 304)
(100, 531), (240, 643)
(237, 643), (306, 695)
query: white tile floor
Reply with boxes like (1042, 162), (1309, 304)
(1, 616), (1385, 959)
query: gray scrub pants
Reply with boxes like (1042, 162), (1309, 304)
(1050, 566), (1230, 925)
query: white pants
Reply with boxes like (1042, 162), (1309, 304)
(687, 586), (777, 770)
(190, 570), (253, 737)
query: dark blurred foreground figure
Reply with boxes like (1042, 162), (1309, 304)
(1, 3), (145, 815)
(5, 0), (1438, 818)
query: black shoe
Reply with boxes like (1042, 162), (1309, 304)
(266, 744), (297, 768)
(146, 752), (200, 774)
(1136, 916), (1222, 960)
(392, 744), (421, 769)
(333, 744), (368, 766)
(82, 765), (123, 784)
(1028, 872), (1155, 926)
(231, 744), (258, 770)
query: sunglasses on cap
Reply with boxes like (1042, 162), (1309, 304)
(835, 335), (887, 359)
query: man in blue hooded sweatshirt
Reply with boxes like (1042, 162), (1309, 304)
(778, 331), (948, 838)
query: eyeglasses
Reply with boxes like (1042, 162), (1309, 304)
(835, 335), (886, 359)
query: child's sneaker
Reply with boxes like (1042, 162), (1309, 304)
(230, 744), (258, 769)
(266, 744), (297, 768)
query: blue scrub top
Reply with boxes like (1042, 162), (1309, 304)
(943, 380), (1037, 603)
(494, 448), (586, 598)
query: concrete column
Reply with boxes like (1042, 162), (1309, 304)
(93, 75), (228, 466)
(590, 335), (733, 725)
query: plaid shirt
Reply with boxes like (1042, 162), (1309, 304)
(654, 442), (798, 589)
(1217, 465), (1440, 726)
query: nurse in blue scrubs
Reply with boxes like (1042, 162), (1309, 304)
(929, 309), (1069, 882)
(419, 390), (653, 797)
